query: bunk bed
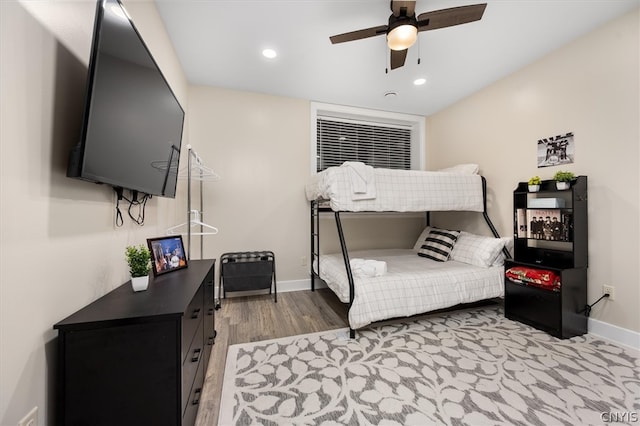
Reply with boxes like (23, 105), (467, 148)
(306, 163), (510, 337)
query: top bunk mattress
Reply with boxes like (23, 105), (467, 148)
(305, 164), (484, 212)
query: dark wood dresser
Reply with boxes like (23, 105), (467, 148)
(53, 259), (215, 426)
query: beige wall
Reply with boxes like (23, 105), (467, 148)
(186, 87), (424, 280)
(426, 9), (640, 333)
(0, 1), (188, 423)
(187, 86), (311, 278)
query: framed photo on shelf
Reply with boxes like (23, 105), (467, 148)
(147, 235), (188, 276)
(525, 209), (570, 241)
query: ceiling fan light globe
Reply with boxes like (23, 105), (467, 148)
(387, 24), (417, 50)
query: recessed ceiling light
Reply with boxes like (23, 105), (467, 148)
(414, 78), (427, 86)
(262, 49), (277, 59)
(384, 91), (397, 98)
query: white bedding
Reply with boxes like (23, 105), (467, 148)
(317, 249), (504, 330)
(305, 167), (484, 212)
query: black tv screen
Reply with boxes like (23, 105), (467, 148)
(68, 0), (184, 198)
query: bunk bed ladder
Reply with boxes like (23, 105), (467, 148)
(334, 211), (357, 339)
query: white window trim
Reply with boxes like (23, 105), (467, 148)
(310, 102), (426, 175)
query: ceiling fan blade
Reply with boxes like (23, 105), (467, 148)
(417, 3), (487, 32)
(330, 25), (389, 44)
(391, 0), (416, 17)
(390, 49), (408, 70)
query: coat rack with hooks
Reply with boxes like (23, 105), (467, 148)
(166, 145), (218, 260)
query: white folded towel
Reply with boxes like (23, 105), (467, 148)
(350, 258), (387, 278)
(341, 161), (376, 200)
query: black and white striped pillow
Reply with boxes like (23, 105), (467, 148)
(417, 229), (460, 261)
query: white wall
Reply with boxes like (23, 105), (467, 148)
(0, 1), (188, 424)
(426, 9), (640, 333)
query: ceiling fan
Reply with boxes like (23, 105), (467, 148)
(329, 1), (487, 71)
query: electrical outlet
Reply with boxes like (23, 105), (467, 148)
(18, 406), (37, 426)
(602, 285), (615, 301)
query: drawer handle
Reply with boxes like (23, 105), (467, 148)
(192, 388), (202, 405)
(208, 308), (214, 316)
(191, 308), (201, 319)
(207, 336), (214, 345)
(191, 348), (202, 363)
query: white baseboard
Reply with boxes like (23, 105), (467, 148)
(588, 318), (640, 352)
(214, 278), (326, 299)
(277, 278), (327, 293)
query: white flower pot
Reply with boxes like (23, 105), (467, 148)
(555, 181), (570, 190)
(528, 184), (540, 192)
(131, 275), (149, 292)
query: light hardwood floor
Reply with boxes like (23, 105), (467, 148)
(195, 288), (348, 426)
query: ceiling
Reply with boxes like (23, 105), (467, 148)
(155, 0), (639, 116)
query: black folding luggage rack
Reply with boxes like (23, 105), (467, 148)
(219, 251), (277, 303)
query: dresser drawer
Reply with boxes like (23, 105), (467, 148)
(182, 351), (205, 425)
(182, 318), (203, 412)
(505, 280), (561, 333)
(204, 268), (215, 338)
(182, 284), (204, 363)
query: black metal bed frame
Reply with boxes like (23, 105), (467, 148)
(310, 176), (510, 338)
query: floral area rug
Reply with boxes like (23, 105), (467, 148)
(218, 307), (639, 425)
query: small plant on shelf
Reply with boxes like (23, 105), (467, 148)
(528, 176), (541, 185)
(528, 176), (541, 192)
(553, 170), (575, 182)
(125, 245), (151, 291)
(553, 170), (576, 190)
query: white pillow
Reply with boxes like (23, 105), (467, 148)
(436, 164), (479, 175)
(491, 237), (513, 266)
(450, 231), (506, 267)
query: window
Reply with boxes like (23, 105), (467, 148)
(317, 118), (412, 171)
(311, 102), (425, 174)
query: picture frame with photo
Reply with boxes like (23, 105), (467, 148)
(525, 209), (570, 241)
(147, 235), (188, 276)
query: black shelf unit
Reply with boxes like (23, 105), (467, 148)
(505, 176), (588, 339)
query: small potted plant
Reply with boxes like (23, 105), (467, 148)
(125, 244), (151, 292)
(528, 176), (541, 192)
(553, 170), (576, 190)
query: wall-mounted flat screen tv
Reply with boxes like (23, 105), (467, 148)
(67, 0), (184, 198)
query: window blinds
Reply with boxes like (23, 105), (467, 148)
(316, 118), (412, 172)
